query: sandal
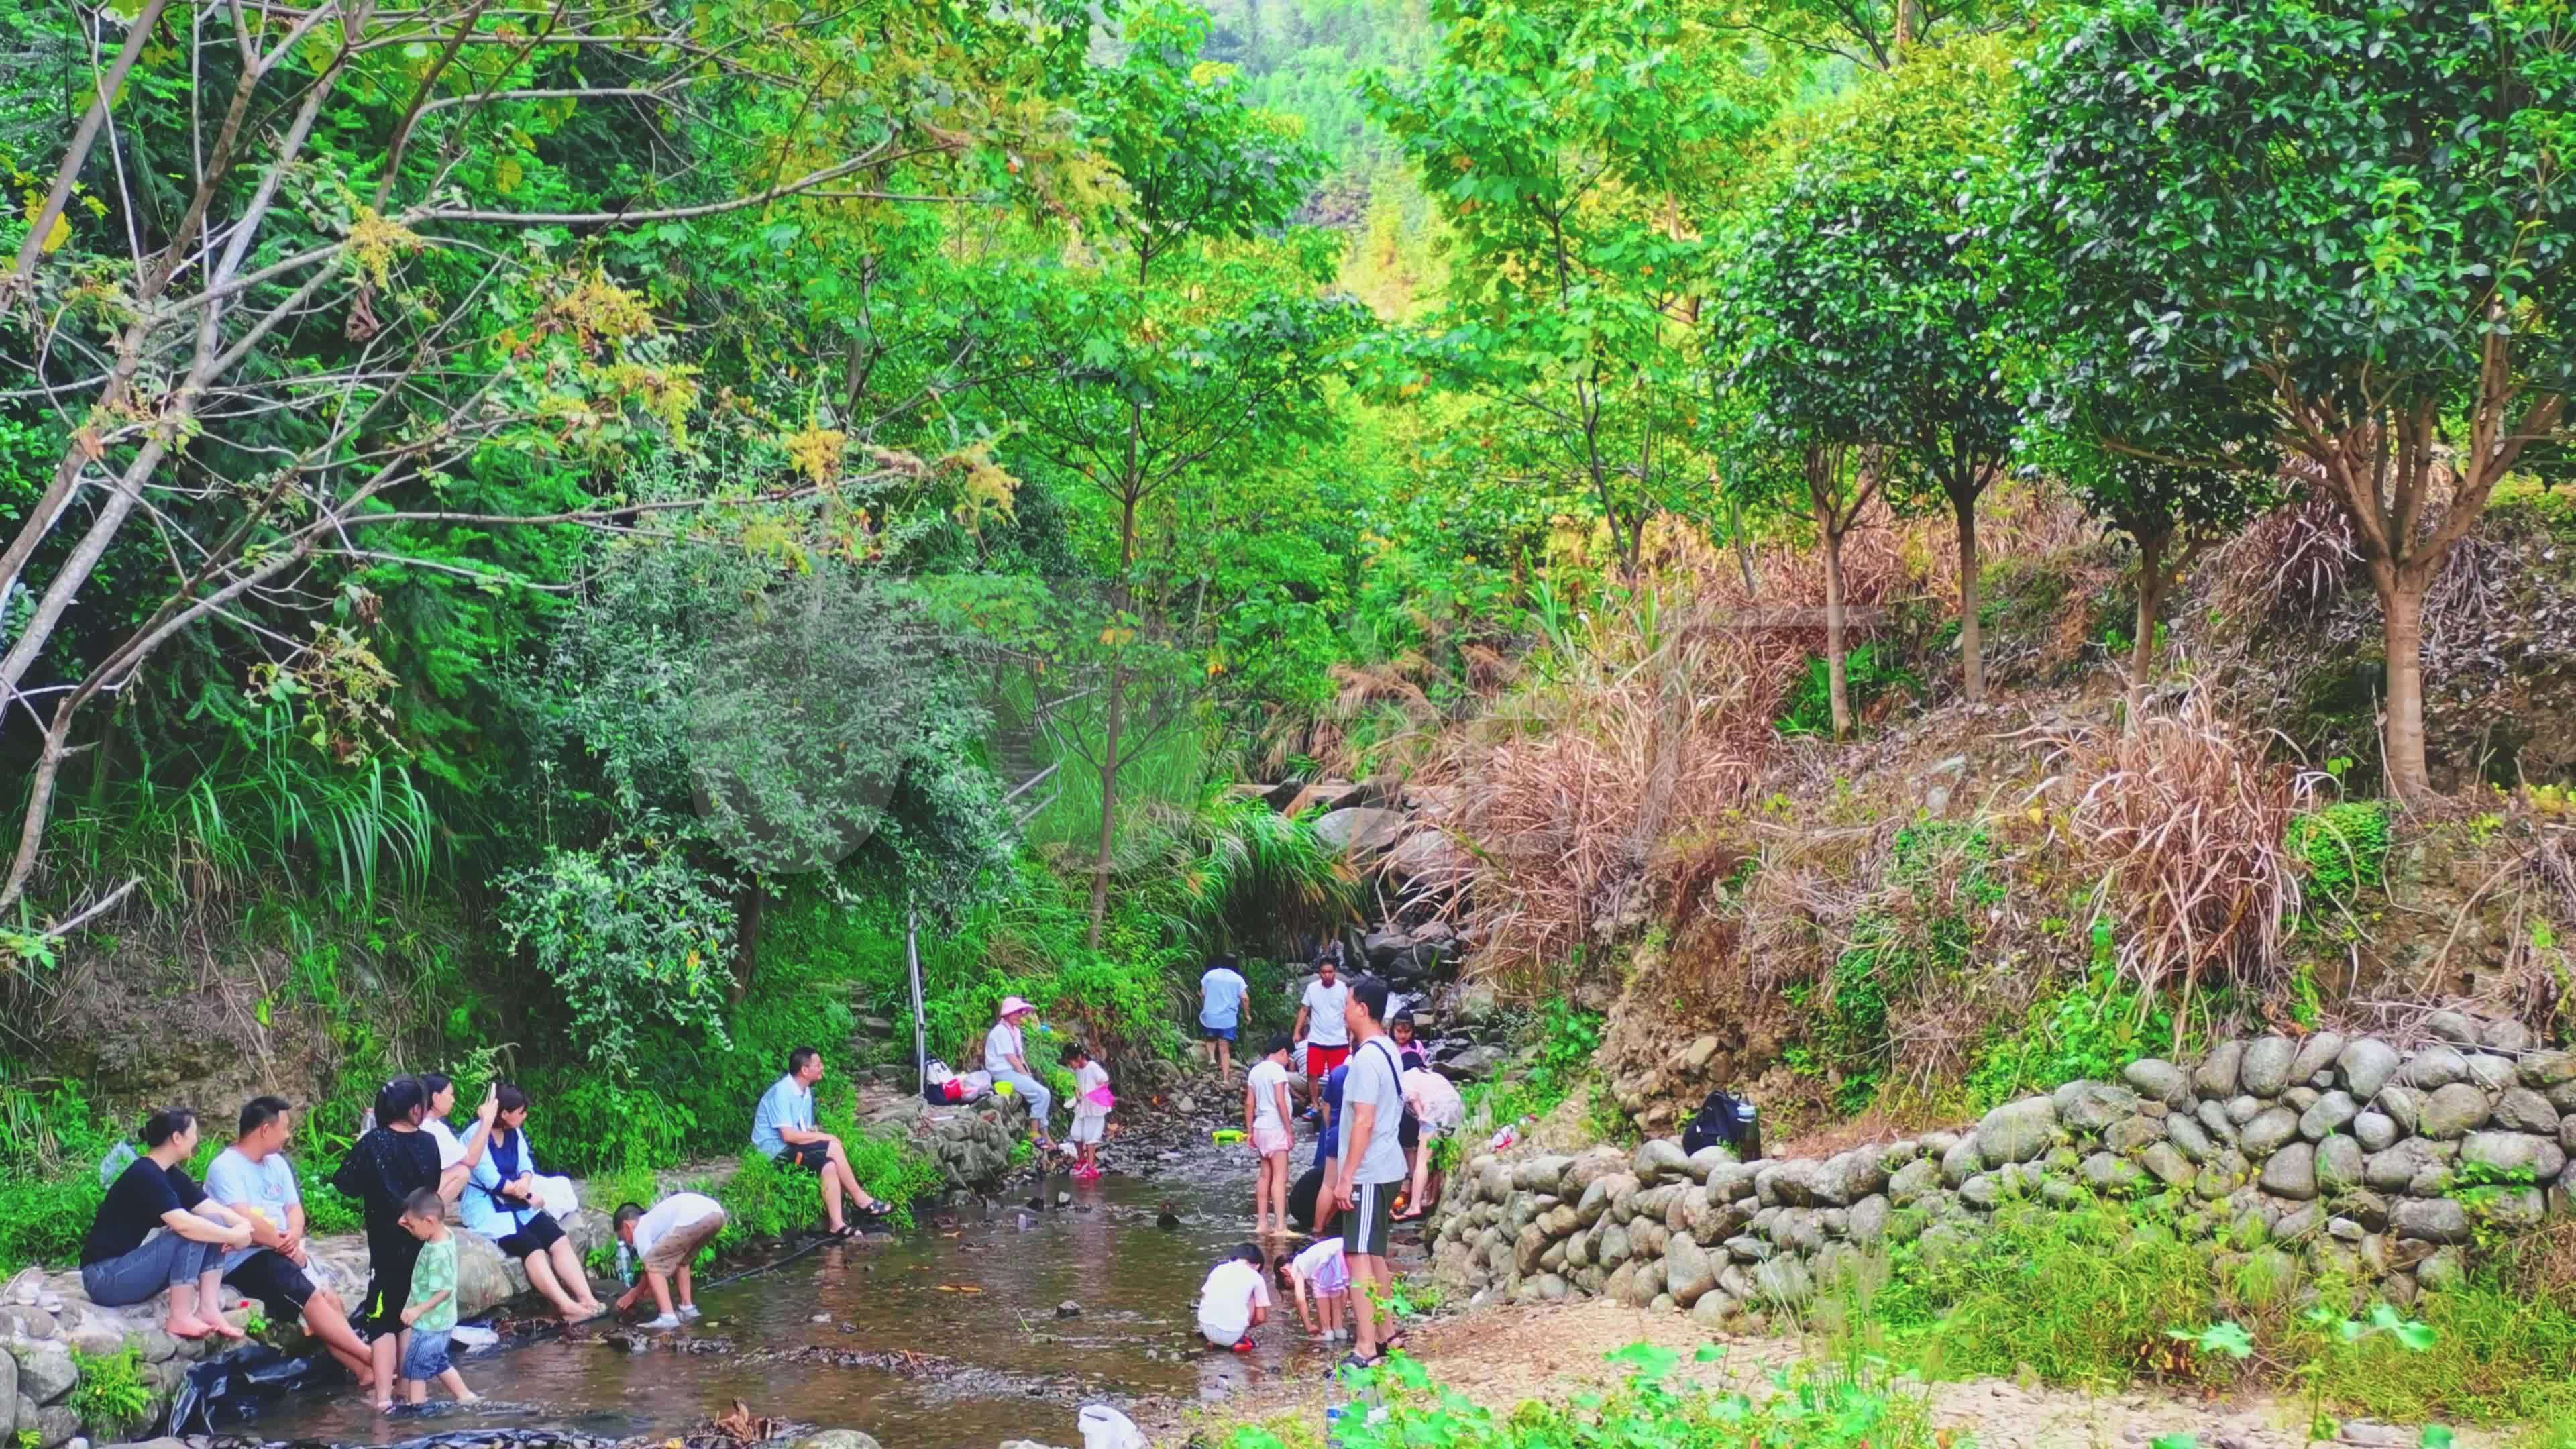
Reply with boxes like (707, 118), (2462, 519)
(1332, 1350), (1386, 1377)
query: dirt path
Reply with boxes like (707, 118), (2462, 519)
(1140, 1298), (2510, 1449)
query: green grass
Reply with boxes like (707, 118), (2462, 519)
(1226, 1343), (1949, 1449)
(1831, 1197), (2576, 1437)
(2286, 800), (2390, 906)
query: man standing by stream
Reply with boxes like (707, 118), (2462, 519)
(1327, 973), (1407, 1370)
(1291, 950), (1350, 1114)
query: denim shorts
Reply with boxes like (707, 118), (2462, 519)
(402, 1327), (454, 1381)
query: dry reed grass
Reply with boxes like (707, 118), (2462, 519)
(2046, 682), (2312, 1017)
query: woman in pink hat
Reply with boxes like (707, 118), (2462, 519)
(983, 997), (1057, 1150)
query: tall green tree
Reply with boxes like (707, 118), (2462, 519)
(2021, 0), (2575, 798)
(1726, 39), (2025, 704)
(1363, 0), (1780, 578)
(985, 1), (1360, 946)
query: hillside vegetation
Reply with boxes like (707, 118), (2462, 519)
(1, 0), (2573, 1357)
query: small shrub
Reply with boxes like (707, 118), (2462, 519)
(2287, 801), (2390, 906)
(1777, 642), (1919, 737)
(68, 1345), (156, 1435)
(1964, 929), (2171, 1110)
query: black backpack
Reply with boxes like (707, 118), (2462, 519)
(1682, 1089), (1760, 1160)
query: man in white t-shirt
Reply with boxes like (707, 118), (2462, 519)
(983, 997), (1056, 1147)
(613, 1191), (729, 1330)
(1194, 1245), (1272, 1350)
(1291, 953), (1350, 1110)
(1329, 973), (1409, 1366)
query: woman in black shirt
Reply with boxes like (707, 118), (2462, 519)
(80, 1107), (254, 1338)
(332, 1075), (486, 1406)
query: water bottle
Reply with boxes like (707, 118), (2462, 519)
(1324, 1369), (1346, 1447)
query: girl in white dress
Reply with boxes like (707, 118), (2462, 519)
(1063, 1042), (1112, 1180)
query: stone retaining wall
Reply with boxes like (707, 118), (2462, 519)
(1432, 1020), (2576, 1327)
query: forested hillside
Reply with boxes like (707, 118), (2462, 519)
(4, 1), (2575, 1409)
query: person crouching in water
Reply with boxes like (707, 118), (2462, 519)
(612, 1191), (729, 1329)
(1194, 1244), (1271, 1351)
(394, 1188), (478, 1409)
(1063, 1042), (1112, 1180)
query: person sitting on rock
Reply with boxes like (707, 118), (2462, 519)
(983, 998), (1058, 1150)
(80, 1106), (254, 1340)
(463, 1083), (606, 1324)
(752, 1045), (891, 1237)
(612, 1191), (729, 1330)
(205, 1095), (376, 1383)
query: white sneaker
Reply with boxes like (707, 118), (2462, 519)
(678, 1305), (702, 1320)
(640, 1313), (682, 1330)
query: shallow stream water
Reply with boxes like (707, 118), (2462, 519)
(223, 1144), (1354, 1448)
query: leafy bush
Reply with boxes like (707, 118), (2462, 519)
(1803, 820), (2001, 1111)
(68, 1345), (156, 1434)
(1777, 642), (1919, 738)
(1963, 928), (2172, 1110)
(1458, 999), (1603, 1130)
(2287, 801), (2391, 906)
(496, 841), (737, 1079)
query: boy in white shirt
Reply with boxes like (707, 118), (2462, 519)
(1194, 1244), (1271, 1351)
(612, 1192), (729, 1329)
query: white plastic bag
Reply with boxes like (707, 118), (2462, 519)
(1077, 1405), (1146, 1449)
(535, 1173), (579, 1219)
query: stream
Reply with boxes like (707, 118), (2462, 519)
(215, 1142), (1352, 1448)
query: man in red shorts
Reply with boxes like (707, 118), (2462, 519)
(1293, 951), (1352, 1112)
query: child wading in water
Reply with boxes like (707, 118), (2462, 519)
(1063, 1042), (1112, 1180)
(1244, 1035), (1296, 1236)
(392, 1188), (479, 1411)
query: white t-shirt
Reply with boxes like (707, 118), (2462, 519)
(1196, 1258), (1272, 1344)
(1245, 1059), (1291, 1132)
(1291, 1235), (1349, 1295)
(633, 1192), (727, 1260)
(1072, 1061), (1110, 1116)
(1301, 978), (1351, 1046)
(1403, 1067), (1465, 1132)
(423, 1118), (473, 1170)
(203, 1146), (301, 1272)
(984, 1020), (1026, 1073)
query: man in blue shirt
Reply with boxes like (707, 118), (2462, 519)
(751, 1046), (889, 1236)
(1198, 954), (1249, 1081)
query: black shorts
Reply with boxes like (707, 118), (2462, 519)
(777, 1141), (830, 1172)
(496, 1212), (567, 1259)
(1399, 1114), (1421, 1152)
(223, 1250), (317, 1316)
(1343, 1179), (1397, 1258)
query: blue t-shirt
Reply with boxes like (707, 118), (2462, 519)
(1199, 968), (1248, 1029)
(1313, 1063), (1349, 1170)
(203, 1146), (301, 1273)
(751, 1075), (814, 1157)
